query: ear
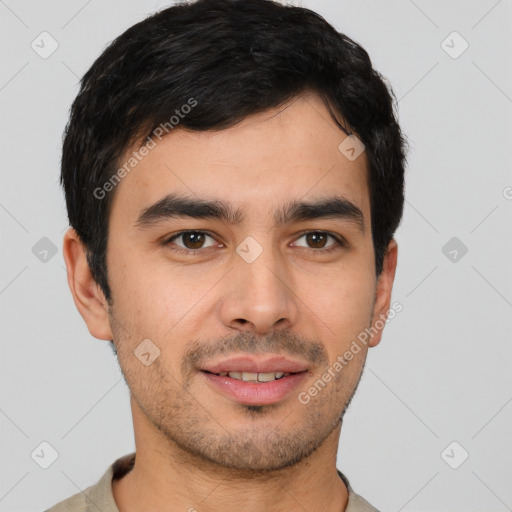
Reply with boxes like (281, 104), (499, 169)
(368, 238), (398, 348)
(62, 228), (113, 341)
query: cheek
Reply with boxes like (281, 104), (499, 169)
(302, 268), (375, 329)
(109, 254), (213, 349)
(301, 272), (375, 372)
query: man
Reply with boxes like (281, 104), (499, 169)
(48, 0), (408, 510)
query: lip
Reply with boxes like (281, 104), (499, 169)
(199, 355), (309, 374)
(201, 370), (308, 405)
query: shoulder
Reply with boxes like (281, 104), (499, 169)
(44, 453), (135, 512)
(337, 469), (382, 512)
(45, 490), (89, 512)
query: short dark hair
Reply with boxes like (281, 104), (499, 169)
(61, 0), (409, 303)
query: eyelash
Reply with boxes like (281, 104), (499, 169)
(162, 230), (347, 255)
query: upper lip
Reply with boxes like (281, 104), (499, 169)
(200, 355), (309, 374)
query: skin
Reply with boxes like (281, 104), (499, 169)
(63, 92), (398, 512)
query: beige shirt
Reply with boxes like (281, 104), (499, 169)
(45, 452), (380, 512)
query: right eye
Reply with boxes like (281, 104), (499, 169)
(164, 230), (222, 254)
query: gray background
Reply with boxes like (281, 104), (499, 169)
(1, 0), (511, 511)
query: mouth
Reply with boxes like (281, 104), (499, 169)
(199, 354), (309, 375)
(202, 370), (299, 382)
(199, 368), (309, 405)
(198, 354), (310, 405)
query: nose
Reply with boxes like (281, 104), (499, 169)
(218, 239), (299, 335)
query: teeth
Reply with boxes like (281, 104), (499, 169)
(258, 372), (278, 382)
(220, 371), (290, 382)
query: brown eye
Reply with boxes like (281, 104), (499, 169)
(293, 231), (343, 251)
(166, 231), (218, 251)
(305, 232), (328, 248)
(181, 232), (206, 249)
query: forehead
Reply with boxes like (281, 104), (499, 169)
(108, 93), (370, 229)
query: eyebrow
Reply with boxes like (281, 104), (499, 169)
(135, 193), (365, 233)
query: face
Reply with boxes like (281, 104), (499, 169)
(68, 93), (397, 474)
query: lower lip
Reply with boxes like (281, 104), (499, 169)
(201, 371), (308, 405)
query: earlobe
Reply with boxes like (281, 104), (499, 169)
(368, 239), (398, 348)
(62, 228), (113, 341)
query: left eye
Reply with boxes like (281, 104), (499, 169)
(293, 232), (342, 251)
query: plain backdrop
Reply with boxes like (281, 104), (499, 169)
(1, 1), (511, 511)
